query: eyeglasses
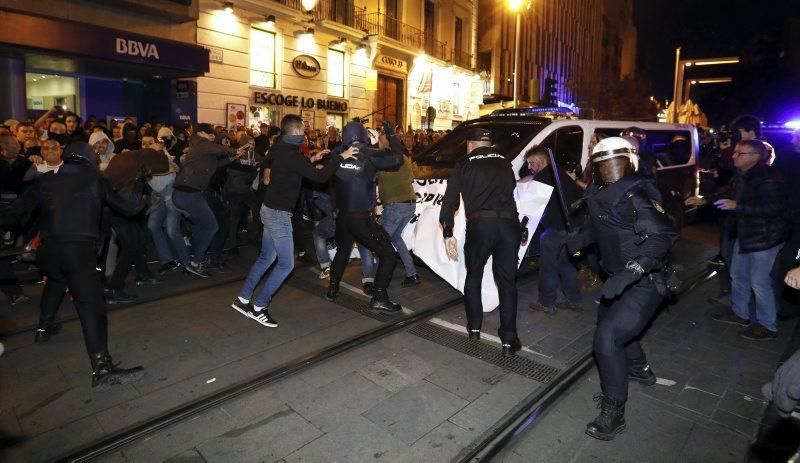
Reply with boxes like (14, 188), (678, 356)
(732, 151), (758, 156)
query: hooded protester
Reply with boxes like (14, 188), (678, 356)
(89, 130), (116, 171)
(114, 123), (141, 153)
(46, 119), (70, 148)
(64, 112), (88, 143)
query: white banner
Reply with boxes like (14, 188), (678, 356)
(401, 179), (553, 312)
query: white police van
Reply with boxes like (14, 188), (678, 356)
(413, 109), (700, 227)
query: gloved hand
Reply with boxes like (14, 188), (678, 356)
(601, 268), (642, 299)
(382, 120), (394, 137)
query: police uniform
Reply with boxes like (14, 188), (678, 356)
(326, 121), (404, 312)
(569, 137), (678, 440)
(3, 142), (147, 389)
(439, 127), (522, 356)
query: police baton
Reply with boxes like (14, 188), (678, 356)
(544, 147), (583, 257)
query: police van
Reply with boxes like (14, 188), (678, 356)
(413, 109), (700, 227)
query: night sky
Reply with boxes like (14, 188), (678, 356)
(633, 0), (800, 125)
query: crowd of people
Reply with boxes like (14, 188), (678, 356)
(2, 107), (800, 440)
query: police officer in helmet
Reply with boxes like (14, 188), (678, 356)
(439, 127), (522, 357)
(3, 142), (147, 390)
(325, 119), (405, 312)
(568, 136), (678, 440)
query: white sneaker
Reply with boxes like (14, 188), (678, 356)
(319, 267), (331, 280)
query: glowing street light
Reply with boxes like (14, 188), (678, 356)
(508, 0), (530, 107)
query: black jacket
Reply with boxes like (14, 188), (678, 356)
(332, 136), (404, 213)
(734, 163), (787, 253)
(572, 173), (678, 274)
(263, 137), (341, 212)
(0, 155), (34, 196)
(440, 146), (518, 238)
(174, 135), (237, 192)
(3, 159), (144, 241)
(531, 165), (584, 231)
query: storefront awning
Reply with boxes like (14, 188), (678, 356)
(0, 9), (209, 75)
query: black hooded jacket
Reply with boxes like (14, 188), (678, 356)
(331, 135), (404, 213)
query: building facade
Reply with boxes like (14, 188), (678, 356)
(0, 0), (481, 131)
(197, 0), (482, 131)
(477, 0), (636, 112)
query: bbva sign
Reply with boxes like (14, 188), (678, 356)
(115, 38), (160, 60)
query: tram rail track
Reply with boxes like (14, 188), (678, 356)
(47, 260), (714, 462)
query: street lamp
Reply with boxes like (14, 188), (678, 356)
(508, 0), (529, 107)
(683, 77), (733, 101)
(672, 50), (738, 122)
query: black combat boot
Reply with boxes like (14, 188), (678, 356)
(585, 393), (626, 440)
(34, 322), (62, 343)
(628, 356), (657, 386)
(326, 281), (339, 301)
(90, 352), (145, 391)
(370, 288), (401, 313)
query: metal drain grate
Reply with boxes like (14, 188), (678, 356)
(288, 278), (561, 384)
(409, 323), (561, 384)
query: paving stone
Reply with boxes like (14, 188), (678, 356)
(398, 420), (480, 463)
(282, 414), (408, 462)
(673, 386), (720, 417)
(2, 414), (107, 462)
(676, 420), (751, 462)
(122, 408), (235, 461)
(717, 390), (767, 422)
(363, 379), (468, 445)
(424, 354), (509, 401)
(163, 449), (207, 462)
(358, 349), (436, 393)
(685, 372), (729, 397)
(196, 405), (323, 462)
(449, 373), (540, 435)
(287, 371), (392, 428)
(711, 409), (760, 438)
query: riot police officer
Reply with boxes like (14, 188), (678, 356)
(3, 142), (147, 390)
(568, 137), (678, 440)
(326, 120), (405, 312)
(439, 127), (522, 357)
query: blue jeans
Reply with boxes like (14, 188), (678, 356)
(240, 206), (294, 308)
(731, 240), (782, 332)
(312, 215), (375, 280)
(172, 190), (218, 263)
(147, 200), (189, 266)
(537, 227), (581, 306)
(379, 202), (417, 277)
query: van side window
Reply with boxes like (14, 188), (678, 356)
(536, 126), (584, 175)
(593, 128), (693, 167)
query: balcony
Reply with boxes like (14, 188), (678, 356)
(355, 12), (425, 50)
(452, 49), (474, 70)
(424, 37), (448, 62)
(275, 0), (361, 28)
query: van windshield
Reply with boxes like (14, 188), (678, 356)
(415, 119), (550, 168)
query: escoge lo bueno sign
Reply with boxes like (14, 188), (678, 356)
(253, 92), (348, 112)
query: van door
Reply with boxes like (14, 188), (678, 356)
(529, 125), (585, 179)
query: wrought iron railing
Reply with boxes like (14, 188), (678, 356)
(425, 38), (448, 61)
(453, 49), (473, 70)
(274, 0), (362, 28)
(355, 11), (425, 50)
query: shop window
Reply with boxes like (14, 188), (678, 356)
(251, 28), (277, 89)
(25, 73), (80, 114)
(327, 49), (345, 98)
(326, 114), (344, 130)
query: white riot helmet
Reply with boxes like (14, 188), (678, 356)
(591, 136), (638, 185)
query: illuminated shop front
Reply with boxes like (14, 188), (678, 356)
(196, 5), (373, 131)
(407, 55), (483, 130)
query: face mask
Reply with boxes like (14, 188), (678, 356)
(283, 134), (304, 146)
(47, 132), (68, 146)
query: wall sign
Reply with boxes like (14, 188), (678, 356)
(0, 10), (209, 74)
(375, 53), (408, 74)
(206, 46), (224, 64)
(252, 92), (348, 112)
(226, 103), (247, 128)
(292, 55), (321, 78)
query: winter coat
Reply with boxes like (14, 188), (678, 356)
(734, 163), (787, 253)
(173, 135), (237, 192)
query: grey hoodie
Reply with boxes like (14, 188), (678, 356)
(88, 131), (116, 170)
